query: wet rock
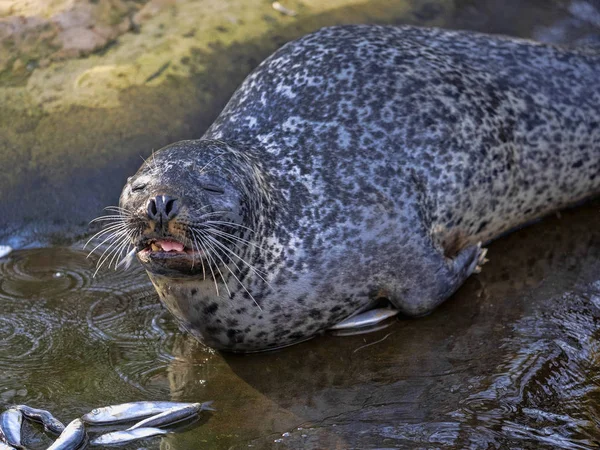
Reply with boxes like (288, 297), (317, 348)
(0, 0), (452, 248)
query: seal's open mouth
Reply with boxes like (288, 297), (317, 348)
(137, 238), (205, 276)
(144, 239), (186, 254)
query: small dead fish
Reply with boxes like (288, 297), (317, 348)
(90, 427), (168, 446)
(15, 405), (65, 434)
(81, 401), (198, 425)
(0, 409), (22, 448)
(127, 402), (214, 430)
(328, 307), (399, 330)
(47, 418), (86, 450)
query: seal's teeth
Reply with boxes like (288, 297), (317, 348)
(151, 243), (161, 252)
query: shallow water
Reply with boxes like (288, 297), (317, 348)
(2, 200), (600, 449)
(2, 0), (600, 449)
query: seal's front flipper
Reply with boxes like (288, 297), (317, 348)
(328, 307), (399, 335)
(447, 242), (487, 286)
(393, 242), (487, 317)
(474, 245), (489, 274)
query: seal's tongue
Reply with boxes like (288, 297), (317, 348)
(157, 240), (185, 252)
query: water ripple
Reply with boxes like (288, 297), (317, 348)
(0, 307), (58, 367)
(0, 249), (91, 300)
(451, 288), (600, 449)
(0, 246), (191, 402)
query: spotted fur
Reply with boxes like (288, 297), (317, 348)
(121, 25), (600, 352)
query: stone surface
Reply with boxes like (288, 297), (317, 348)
(0, 0), (453, 248)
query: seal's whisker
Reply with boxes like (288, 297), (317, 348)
(92, 226), (131, 264)
(116, 232), (138, 269)
(85, 221), (128, 245)
(116, 247), (137, 270)
(201, 234), (262, 310)
(108, 229), (136, 270)
(203, 232), (269, 277)
(192, 232), (206, 280)
(203, 221), (255, 233)
(197, 211), (230, 219)
(198, 152), (227, 175)
(152, 149), (158, 172)
(190, 238), (196, 270)
(204, 234), (271, 287)
(192, 229), (220, 296)
(85, 229), (129, 260)
(204, 228), (246, 252)
(94, 239), (131, 277)
(89, 215), (128, 224)
(87, 218), (127, 228)
(204, 227), (267, 252)
(104, 206), (133, 215)
(93, 228), (134, 277)
(187, 230), (199, 272)
(84, 223), (130, 255)
(197, 232), (233, 300)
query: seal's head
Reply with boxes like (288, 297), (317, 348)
(117, 139), (268, 279)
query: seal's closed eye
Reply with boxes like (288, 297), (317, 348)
(201, 184), (225, 194)
(132, 183), (146, 192)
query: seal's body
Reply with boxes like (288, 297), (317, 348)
(116, 25), (600, 352)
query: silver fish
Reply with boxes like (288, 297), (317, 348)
(0, 442), (15, 450)
(81, 401), (198, 425)
(328, 307), (399, 330)
(15, 405), (65, 434)
(47, 418), (86, 450)
(0, 409), (22, 448)
(90, 427), (168, 446)
(127, 402), (214, 430)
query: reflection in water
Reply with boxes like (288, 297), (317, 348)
(1, 1), (600, 448)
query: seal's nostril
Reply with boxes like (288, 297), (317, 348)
(148, 198), (158, 219)
(165, 198), (176, 217)
(147, 195), (178, 221)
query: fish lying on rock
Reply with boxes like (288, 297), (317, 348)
(81, 401), (200, 425)
(90, 427), (168, 446)
(47, 419), (86, 450)
(15, 405), (65, 435)
(0, 409), (22, 449)
(127, 402), (214, 430)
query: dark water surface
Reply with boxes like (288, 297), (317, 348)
(2, 0), (600, 449)
(2, 201), (600, 449)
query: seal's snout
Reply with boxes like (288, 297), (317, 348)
(147, 195), (179, 224)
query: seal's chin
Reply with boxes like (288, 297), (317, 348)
(137, 238), (205, 277)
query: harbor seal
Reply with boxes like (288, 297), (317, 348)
(109, 25), (600, 352)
